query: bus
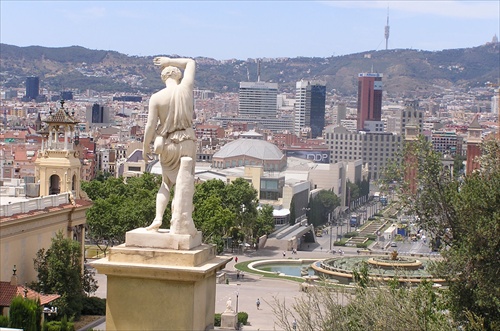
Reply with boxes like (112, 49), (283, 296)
(350, 214), (359, 227)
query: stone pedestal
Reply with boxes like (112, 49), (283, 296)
(92, 235), (231, 331)
(126, 227), (202, 250)
(220, 311), (238, 329)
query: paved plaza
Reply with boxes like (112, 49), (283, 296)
(86, 224), (434, 331)
(87, 238), (359, 331)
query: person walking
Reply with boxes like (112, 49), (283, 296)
(256, 298), (261, 310)
(235, 256), (238, 263)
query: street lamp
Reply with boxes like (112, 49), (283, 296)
(235, 290), (239, 314)
(329, 212), (333, 251)
(234, 290), (240, 330)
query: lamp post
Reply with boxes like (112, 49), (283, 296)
(329, 212), (333, 251)
(235, 290), (239, 314)
(235, 290), (239, 330)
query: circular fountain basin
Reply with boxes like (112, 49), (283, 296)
(311, 255), (445, 285)
(248, 259), (318, 278)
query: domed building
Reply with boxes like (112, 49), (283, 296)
(212, 131), (286, 171)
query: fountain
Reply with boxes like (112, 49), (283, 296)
(310, 252), (445, 285)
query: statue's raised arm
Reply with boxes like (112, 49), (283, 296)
(153, 56), (195, 88)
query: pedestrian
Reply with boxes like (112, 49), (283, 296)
(256, 298), (261, 310)
(235, 256), (238, 263)
(241, 272), (244, 279)
(236, 270), (240, 280)
(292, 319), (297, 330)
(283, 251), (286, 258)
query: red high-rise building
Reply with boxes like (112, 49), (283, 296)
(357, 73), (383, 130)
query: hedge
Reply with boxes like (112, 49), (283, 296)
(343, 232), (358, 238)
(81, 297), (106, 316)
(238, 312), (249, 325)
(214, 313), (221, 327)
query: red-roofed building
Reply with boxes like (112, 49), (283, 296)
(0, 272), (60, 318)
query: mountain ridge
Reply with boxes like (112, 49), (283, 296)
(1, 43), (498, 97)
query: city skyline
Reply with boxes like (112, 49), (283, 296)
(1, 1), (499, 60)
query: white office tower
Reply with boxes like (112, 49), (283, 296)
(294, 80), (326, 138)
(239, 81), (278, 119)
(295, 80), (310, 135)
(492, 91), (499, 115)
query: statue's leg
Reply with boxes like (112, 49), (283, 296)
(146, 180), (171, 231)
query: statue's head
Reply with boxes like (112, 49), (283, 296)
(161, 66), (182, 83)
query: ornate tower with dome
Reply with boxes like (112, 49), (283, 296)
(35, 100), (82, 198)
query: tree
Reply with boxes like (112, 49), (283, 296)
(254, 204), (275, 239)
(382, 136), (500, 330)
(289, 198), (296, 225)
(193, 178), (262, 251)
(309, 190), (340, 227)
(82, 265), (98, 296)
(224, 178), (259, 240)
(83, 175), (264, 254)
(358, 178), (370, 198)
(9, 296), (42, 331)
(82, 173), (163, 255)
(346, 180), (360, 206)
(271, 281), (454, 331)
(32, 232), (86, 319)
(193, 193), (235, 253)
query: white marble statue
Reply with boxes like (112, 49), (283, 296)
(143, 57), (197, 232)
(224, 297), (233, 313)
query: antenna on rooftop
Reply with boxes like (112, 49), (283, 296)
(385, 6), (390, 50)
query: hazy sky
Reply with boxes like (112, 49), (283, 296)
(1, 1), (499, 60)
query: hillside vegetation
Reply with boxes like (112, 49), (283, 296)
(1, 43), (498, 97)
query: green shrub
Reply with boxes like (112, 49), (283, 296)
(333, 240), (346, 246)
(374, 213), (383, 217)
(356, 243), (369, 248)
(43, 319), (74, 331)
(343, 232), (358, 238)
(81, 297), (106, 316)
(9, 295), (41, 331)
(238, 312), (248, 325)
(366, 234), (376, 240)
(214, 313), (221, 327)
(0, 315), (9, 327)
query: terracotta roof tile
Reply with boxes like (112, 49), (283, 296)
(0, 281), (60, 306)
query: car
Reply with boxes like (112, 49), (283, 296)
(390, 242), (397, 247)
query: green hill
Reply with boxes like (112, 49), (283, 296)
(1, 43), (498, 97)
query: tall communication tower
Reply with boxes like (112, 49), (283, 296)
(385, 7), (390, 50)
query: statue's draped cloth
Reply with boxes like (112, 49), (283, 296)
(156, 85), (196, 174)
